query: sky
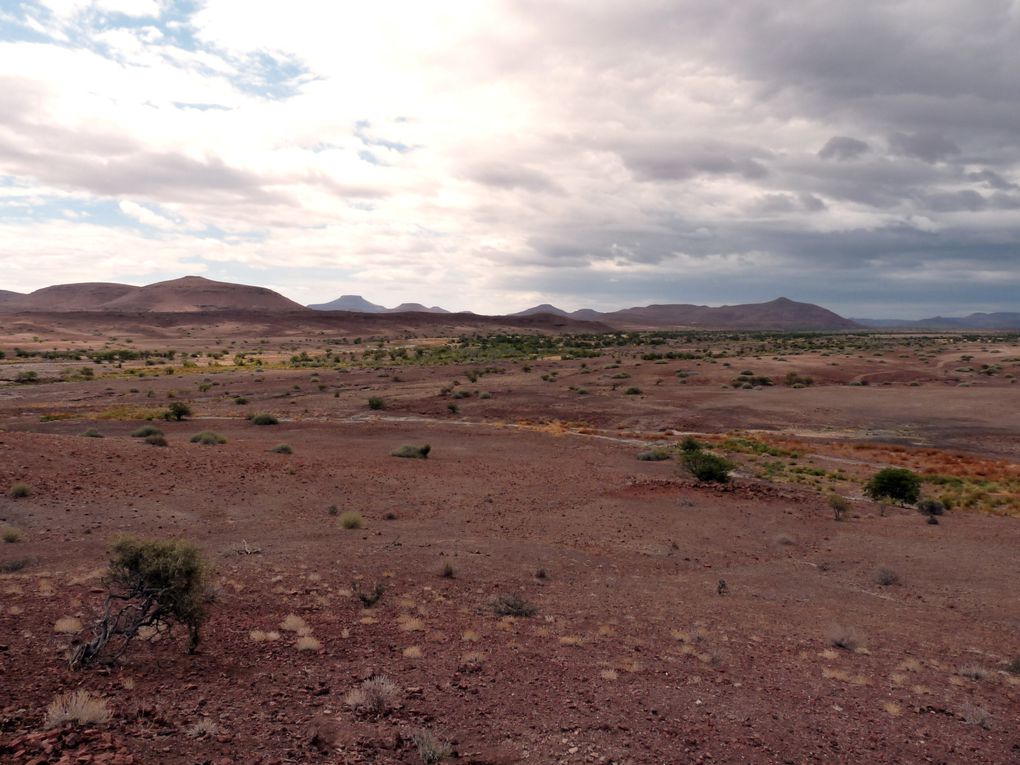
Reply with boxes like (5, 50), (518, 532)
(0, 0), (1018, 318)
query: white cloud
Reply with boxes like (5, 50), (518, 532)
(118, 199), (176, 229)
(0, 1), (1017, 314)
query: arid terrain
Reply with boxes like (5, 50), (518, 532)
(1, 317), (1019, 764)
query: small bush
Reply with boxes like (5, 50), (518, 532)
(190, 431), (226, 445)
(682, 450), (732, 483)
(164, 401), (192, 421)
(2, 526), (25, 543)
(865, 467), (921, 505)
(637, 449), (671, 461)
(0, 556), (34, 572)
(344, 676), (400, 715)
(828, 494), (851, 521)
(70, 536), (210, 668)
(875, 567), (900, 586)
(353, 581), (385, 607)
(340, 511), (364, 529)
(1007, 656), (1020, 675)
(368, 397), (385, 410)
(45, 690), (111, 728)
(391, 444), (431, 459)
(411, 729), (453, 764)
(680, 436), (703, 453)
(491, 593), (536, 617)
(440, 562), (455, 579)
(250, 412), (278, 425)
(916, 498), (945, 516)
(828, 624), (864, 651)
(131, 425), (164, 438)
(81, 428), (104, 438)
(271, 444), (293, 454)
(624, 386), (642, 395)
(233, 396), (248, 405)
(144, 434), (168, 447)
(9, 482), (31, 499)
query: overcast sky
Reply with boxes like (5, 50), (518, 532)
(1, 1), (1018, 317)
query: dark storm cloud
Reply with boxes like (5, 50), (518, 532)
(888, 132), (961, 164)
(621, 143), (770, 182)
(818, 136), (870, 161)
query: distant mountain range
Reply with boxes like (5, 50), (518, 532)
(853, 313), (1020, 330)
(307, 295), (450, 314)
(4, 276), (1013, 331)
(511, 297), (859, 330)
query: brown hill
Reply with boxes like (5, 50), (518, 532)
(99, 275), (307, 313)
(0, 289), (23, 304)
(601, 297), (859, 330)
(6, 282), (138, 311)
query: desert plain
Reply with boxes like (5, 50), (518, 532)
(1, 314), (1019, 764)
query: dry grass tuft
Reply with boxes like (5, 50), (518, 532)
(410, 728), (453, 764)
(956, 664), (989, 681)
(403, 645), (423, 658)
(345, 676), (400, 715)
(280, 614), (307, 633)
(295, 635), (322, 651)
(882, 702), (903, 717)
(46, 690), (111, 728)
(186, 718), (218, 738)
(53, 616), (83, 634)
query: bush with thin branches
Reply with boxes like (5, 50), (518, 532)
(70, 537), (210, 669)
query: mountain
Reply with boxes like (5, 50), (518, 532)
(855, 312), (1020, 330)
(385, 303), (450, 314)
(599, 297), (859, 330)
(307, 295), (387, 312)
(98, 276), (305, 313)
(5, 282), (139, 311)
(1, 276), (304, 313)
(0, 289), (24, 304)
(511, 303), (572, 318)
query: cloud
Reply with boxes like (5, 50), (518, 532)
(0, 0), (1017, 317)
(888, 132), (961, 163)
(818, 136), (870, 161)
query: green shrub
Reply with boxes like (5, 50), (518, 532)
(190, 431), (226, 445)
(9, 483), (31, 499)
(233, 396), (248, 405)
(81, 428), (104, 438)
(682, 450), (732, 483)
(368, 397), (385, 410)
(624, 386), (642, 395)
(680, 436), (703, 453)
(271, 444), (293, 454)
(250, 413), (278, 426)
(391, 444), (431, 459)
(70, 537), (210, 668)
(164, 402), (192, 421)
(916, 498), (945, 516)
(131, 425), (164, 438)
(636, 449), (671, 461)
(340, 511), (364, 529)
(145, 434), (168, 447)
(865, 468), (921, 505)
(2, 525), (25, 543)
(15, 371), (39, 384)
(828, 494), (851, 521)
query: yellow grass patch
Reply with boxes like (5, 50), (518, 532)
(600, 669), (618, 681)
(295, 636), (322, 651)
(403, 646), (423, 658)
(280, 614), (307, 632)
(53, 616), (82, 634)
(461, 630), (481, 642)
(883, 702), (903, 717)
